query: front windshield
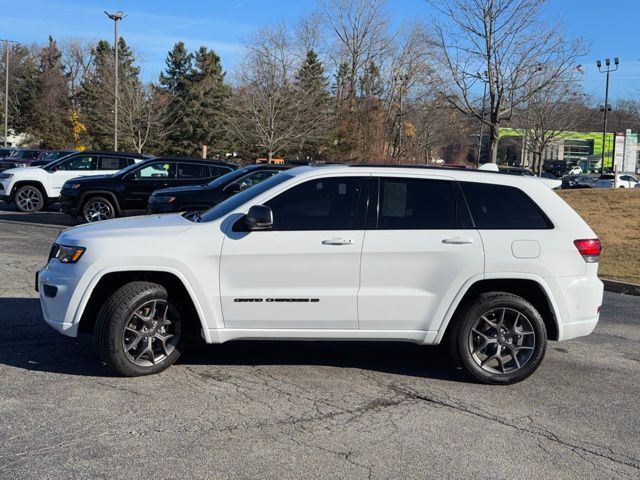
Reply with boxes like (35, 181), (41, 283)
(207, 167), (252, 188)
(197, 173), (294, 222)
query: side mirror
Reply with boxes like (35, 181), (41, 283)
(245, 205), (272, 231)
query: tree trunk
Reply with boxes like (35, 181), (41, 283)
(488, 125), (499, 163)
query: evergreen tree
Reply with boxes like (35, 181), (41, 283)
(78, 38), (140, 150)
(30, 37), (73, 148)
(294, 50), (329, 159)
(159, 43), (230, 157)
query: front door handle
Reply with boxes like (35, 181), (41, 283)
(442, 237), (474, 245)
(322, 238), (354, 246)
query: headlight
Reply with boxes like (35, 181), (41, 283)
(16, 163), (28, 167)
(0, 173), (13, 179)
(50, 244), (85, 263)
(156, 196), (176, 203)
(68, 183), (82, 189)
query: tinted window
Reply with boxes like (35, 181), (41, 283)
(211, 165), (233, 177)
(98, 156), (126, 170)
(377, 178), (457, 229)
(460, 182), (552, 229)
(56, 155), (96, 171)
(178, 163), (211, 179)
(133, 162), (176, 180)
(265, 177), (365, 231)
(230, 170), (279, 191)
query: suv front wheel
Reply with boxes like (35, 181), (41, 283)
(95, 281), (183, 376)
(14, 185), (45, 212)
(83, 196), (116, 222)
(449, 292), (547, 384)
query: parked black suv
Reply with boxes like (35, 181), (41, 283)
(148, 164), (292, 214)
(60, 157), (237, 222)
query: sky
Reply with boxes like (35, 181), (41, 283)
(0, 0), (638, 101)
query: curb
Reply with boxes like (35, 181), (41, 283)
(602, 279), (640, 296)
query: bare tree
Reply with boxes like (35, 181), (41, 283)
(514, 77), (586, 174)
(119, 83), (174, 153)
(60, 39), (94, 110)
(225, 25), (330, 161)
(428, 0), (585, 163)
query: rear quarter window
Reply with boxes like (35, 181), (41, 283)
(460, 182), (553, 229)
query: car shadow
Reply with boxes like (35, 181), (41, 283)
(0, 297), (465, 382)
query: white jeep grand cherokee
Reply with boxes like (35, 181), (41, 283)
(37, 165), (603, 384)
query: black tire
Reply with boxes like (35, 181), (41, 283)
(83, 196), (116, 223)
(14, 185), (45, 212)
(94, 281), (183, 376)
(449, 292), (547, 385)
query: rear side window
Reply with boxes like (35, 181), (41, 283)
(211, 165), (234, 177)
(460, 182), (552, 229)
(98, 156), (127, 170)
(376, 178), (459, 229)
(178, 163), (211, 179)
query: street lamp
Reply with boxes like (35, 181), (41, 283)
(104, 11), (125, 151)
(1, 38), (19, 147)
(393, 73), (408, 163)
(596, 57), (619, 174)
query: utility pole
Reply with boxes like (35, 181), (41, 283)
(105, 11), (125, 151)
(1, 39), (18, 147)
(476, 71), (488, 166)
(597, 57), (619, 174)
(394, 74), (408, 163)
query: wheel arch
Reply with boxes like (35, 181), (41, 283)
(76, 268), (209, 341)
(11, 180), (48, 201)
(435, 276), (561, 344)
(80, 190), (123, 215)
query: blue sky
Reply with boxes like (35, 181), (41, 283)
(0, 0), (638, 100)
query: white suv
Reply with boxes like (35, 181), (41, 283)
(0, 151), (145, 212)
(37, 166), (604, 384)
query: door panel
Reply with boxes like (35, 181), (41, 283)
(123, 161), (176, 211)
(219, 175), (368, 329)
(358, 176), (484, 331)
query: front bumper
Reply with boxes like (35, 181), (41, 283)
(147, 199), (177, 214)
(59, 192), (80, 216)
(38, 266), (81, 337)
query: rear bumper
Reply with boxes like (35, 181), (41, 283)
(550, 273), (604, 341)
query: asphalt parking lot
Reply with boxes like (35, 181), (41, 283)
(0, 205), (639, 479)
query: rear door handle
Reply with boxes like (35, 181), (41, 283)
(442, 237), (474, 245)
(322, 238), (354, 246)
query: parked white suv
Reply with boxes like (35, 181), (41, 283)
(37, 166), (603, 384)
(0, 151), (145, 212)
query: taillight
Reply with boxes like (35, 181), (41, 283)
(574, 238), (601, 263)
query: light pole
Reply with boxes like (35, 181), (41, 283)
(104, 11), (125, 151)
(1, 39), (18, 147)
(394, 74), (408, 163)
(476, 71), (488, 166)
(596, 57), (619, 174)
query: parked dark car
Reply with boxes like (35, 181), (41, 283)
(0, 147), (16, 159)
(561, 175), (597, 189)
(148, 164), (292, 214)
(29, 150), (76, 167)
(0, 149), (43, 172)
(60, 157), (237, 222)
(498, 166), (535, 176)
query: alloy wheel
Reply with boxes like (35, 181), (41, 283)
(467, 307), (536, 374)
(123, 300), (181, 367)
(16, 187), (42, 212)
(85, 201), (112, 222)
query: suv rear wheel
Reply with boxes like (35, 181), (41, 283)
(83, 196), (116, 222)
(15, 185), (44, 212)
(95, 281), (183, 376)
(449, 292), (547, 384)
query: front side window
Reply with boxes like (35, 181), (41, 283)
(230, 170), (279, 191)
(133, 162), (176, 180)
(376, 178), (458, 229)
(460, 182), (552, 229)
(178, 163), (211, 179)
(265, 177), (365, 231)
(56, 155), (96, 171)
